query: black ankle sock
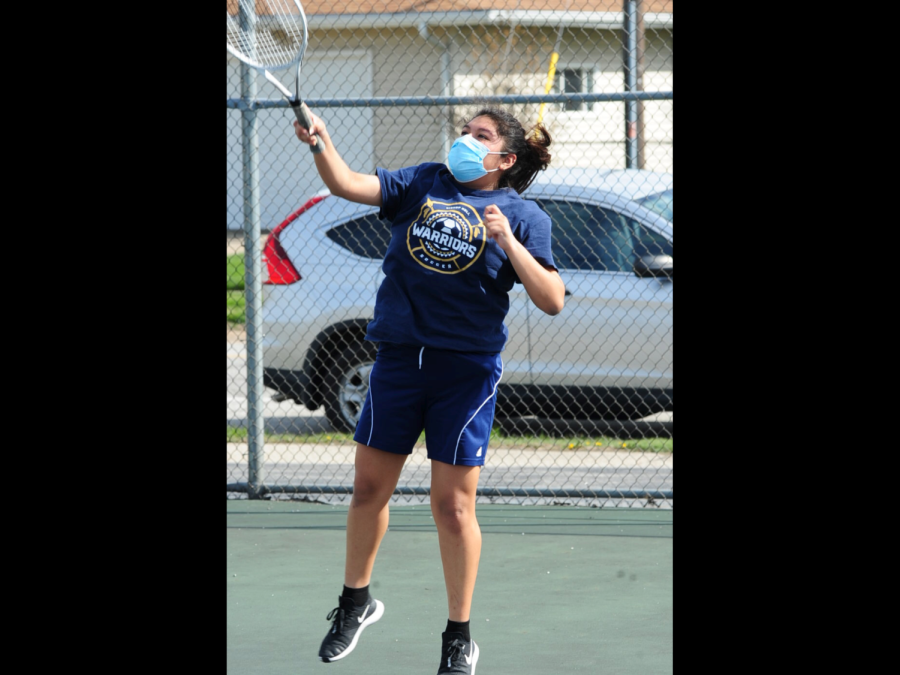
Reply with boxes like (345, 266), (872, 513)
(446, 619), (470, 642)
(342, 584), (370, 606)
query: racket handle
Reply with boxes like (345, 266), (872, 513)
(292, 101), (324, 154)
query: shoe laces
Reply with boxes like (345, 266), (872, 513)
(326, 605), (345, 635)
(445, 638), (467, 667)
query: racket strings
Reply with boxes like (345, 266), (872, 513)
(227, 0), (306, 70)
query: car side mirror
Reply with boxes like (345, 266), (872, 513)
(633, 255), (673, 279)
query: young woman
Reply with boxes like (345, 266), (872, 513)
(294, 106), (564, 675)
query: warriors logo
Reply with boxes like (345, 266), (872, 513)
(406, 199), (485, 274)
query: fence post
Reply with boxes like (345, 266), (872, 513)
(636, 1), (646, 169)
(624, 0), (639, 169)
(239, 3), (265, 499)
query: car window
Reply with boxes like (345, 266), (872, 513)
(534, 199), (672, 272)
(631, 222), (673, 260)
(635, 189), (673, 223)
(325, 214), (391, 259)
(533, 200), (626, 271)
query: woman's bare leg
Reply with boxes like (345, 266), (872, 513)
(344, 443), (408, 588)
(430, 461), (482, 621)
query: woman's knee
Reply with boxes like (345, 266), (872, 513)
(432, 494), (476, 534)
(351, 444), (406, 508)
(351, 474), (393, 509)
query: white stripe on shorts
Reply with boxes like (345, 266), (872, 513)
(365, 363), (375, 447)
(452, 358), (504, 465)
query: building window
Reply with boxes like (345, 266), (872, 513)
(553, 68), (594, 112)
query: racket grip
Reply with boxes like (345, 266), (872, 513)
(292, 101), (324, 155)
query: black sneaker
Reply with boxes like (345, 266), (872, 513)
(437, 631), (479, 674)
(318, 595), (384, 663)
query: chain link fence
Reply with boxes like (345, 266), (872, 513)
(227, 0), (673, 507)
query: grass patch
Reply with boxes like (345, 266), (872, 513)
(227, 254), (245, 290)
(226, 425), (671, 452)
(227, 426), (357, 444)
(228, 254), (246, 324)
(511, 435), (672, 452)
(227, 291), (245, 324)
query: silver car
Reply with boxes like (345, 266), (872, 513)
(261, 167), (673, 432)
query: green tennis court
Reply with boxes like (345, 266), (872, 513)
(227, 501), (672, 674)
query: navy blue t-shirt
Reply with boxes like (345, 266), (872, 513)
(365, 162), (556, 353)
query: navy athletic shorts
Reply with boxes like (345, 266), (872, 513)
(353, 342), (503, 466)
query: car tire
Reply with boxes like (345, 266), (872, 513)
(324, 341), (377, 433)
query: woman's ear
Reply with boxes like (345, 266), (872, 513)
(501, 153), (517, 171)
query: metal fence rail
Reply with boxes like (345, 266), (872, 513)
(226, 91), (674, 109)
(227, 0), (673, 508)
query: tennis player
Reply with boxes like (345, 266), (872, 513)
(293, 106), (564, 675)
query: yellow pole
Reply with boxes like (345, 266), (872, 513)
(534, 0), (570, 131)
(535, 51), (560, 127)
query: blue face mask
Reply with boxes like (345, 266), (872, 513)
(447, 134), (509, 183)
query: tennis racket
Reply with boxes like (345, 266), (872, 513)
(227, 0), (323, 154)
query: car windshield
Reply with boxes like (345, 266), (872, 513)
(635, 189), (673, 223)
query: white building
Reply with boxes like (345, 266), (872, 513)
(227, 0), (673, 231)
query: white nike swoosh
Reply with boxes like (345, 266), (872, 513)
(357, 605), (370, 623)
(464, 651), (472, 665)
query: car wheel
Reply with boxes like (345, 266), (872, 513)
(324, 341), (377, 433)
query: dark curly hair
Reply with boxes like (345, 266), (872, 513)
(467, 107), (552, 194)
